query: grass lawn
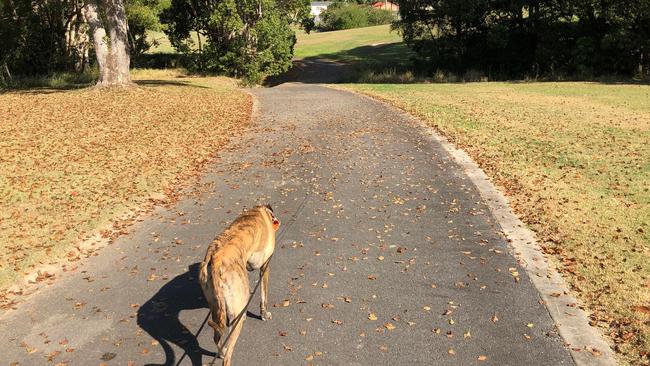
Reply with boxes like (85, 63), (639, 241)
(341, 82), (649, 365)
(147, 31), (206, 54)
(147, 31), (176, 53)
(294, 24), (409, 62)
(0, 70), (251, 294)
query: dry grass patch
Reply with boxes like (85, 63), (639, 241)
(343, 82), (650, 365)
(0, 70), (251, 293)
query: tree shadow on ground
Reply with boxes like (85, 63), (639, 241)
(0, 84), (91, 95)
(135, 79), (210, 88)
(1, 79), (208, 95)
(264, 42), (412, 86)
(265, 41), (649, 86)
(137, 263), (216, 366)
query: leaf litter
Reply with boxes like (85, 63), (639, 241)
(0, 74), (251, 301)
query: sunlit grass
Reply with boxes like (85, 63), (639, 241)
(294, 24), (405, 60)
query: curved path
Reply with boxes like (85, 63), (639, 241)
(1, 83), (574, 365)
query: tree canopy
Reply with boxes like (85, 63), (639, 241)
(396, 0), (650, 79)
(161, 0), (312, 83)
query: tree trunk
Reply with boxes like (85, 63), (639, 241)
(106, 0), (131, 84)
(83, 0), (131, 86)
(83, 0), (110, 83)
(67, 6), (90, 73)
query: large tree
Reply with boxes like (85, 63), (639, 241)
(83, 0), (132, 86)
(396, 0), (649, 79)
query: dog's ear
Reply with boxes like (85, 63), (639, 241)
(265, 204), (273, 212)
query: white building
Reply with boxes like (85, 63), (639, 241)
(311, 1), (333, 22)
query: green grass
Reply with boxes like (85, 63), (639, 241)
(147, 30), (205, 54)
(342, 82), (650, 365)
(0, 70), (97, 90)
(294, 24), (408, 62)
(149, 24), (406, 61)
(147, 30), (176, 53)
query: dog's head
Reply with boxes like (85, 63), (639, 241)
(261, 204), (280, 231)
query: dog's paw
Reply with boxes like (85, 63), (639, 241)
(217, 347), (227, 359)
(261, 311), (272, 321)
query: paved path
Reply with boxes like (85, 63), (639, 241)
(0, 83), (573, 366)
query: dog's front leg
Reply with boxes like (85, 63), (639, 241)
(260, 261), (272, 321)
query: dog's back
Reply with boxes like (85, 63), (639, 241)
(198, 208), (270, 337)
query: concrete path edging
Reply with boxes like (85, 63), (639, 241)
(338, 86), (618, 366)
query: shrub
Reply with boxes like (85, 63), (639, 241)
(319, 3), (395, 32)
(161, 0), (310, 84)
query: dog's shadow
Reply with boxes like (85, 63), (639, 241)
(137, 263), (216, 366)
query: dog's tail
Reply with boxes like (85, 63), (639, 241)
(199, 246), (227, 331)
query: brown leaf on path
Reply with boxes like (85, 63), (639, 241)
(47, 350), (61, 361)
(100, 352), (116, 361)
(491, 313), (498, 323)
(274, 299), (291, 307)
(590, 348), (602, 357)
(478, 355), (488, 361)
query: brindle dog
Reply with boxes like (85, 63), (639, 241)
(199, 205), (280, 366)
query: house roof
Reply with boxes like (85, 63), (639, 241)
(372, 1), (398, 7)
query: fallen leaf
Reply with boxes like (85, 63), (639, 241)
(632, 305), (650, 315)
(100, 352), (116, 361)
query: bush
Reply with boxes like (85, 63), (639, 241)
(319, 3), (395, 32)
(161, 0), (309, 84)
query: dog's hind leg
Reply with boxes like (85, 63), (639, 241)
(220, 268), (249, 366)
(207, 316), (226, 357)
(221, 313), (245, 366)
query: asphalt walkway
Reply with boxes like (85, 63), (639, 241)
(0, 83), (573, 365)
